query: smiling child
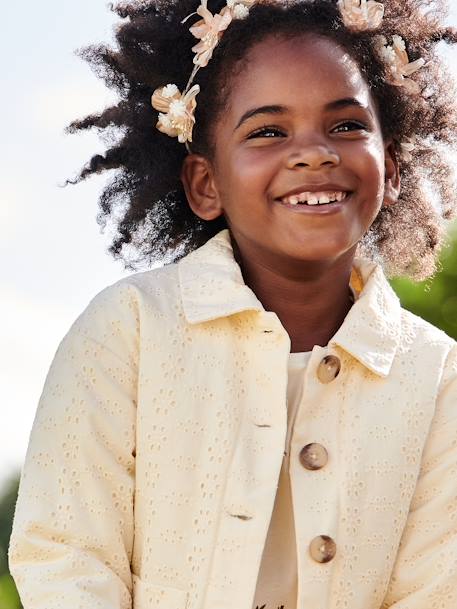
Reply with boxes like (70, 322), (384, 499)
(9, 1), (457, 609)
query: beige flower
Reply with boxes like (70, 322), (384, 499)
(375, 35), (426, 94)
(400, 136), (417, 162)
(338, 0), (384, 31)
(189, 1), (234, 67)
(151, 84), (200, 144)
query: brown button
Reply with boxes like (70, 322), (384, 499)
(299, 443), (328, 470)
(309, 535), (337, 563)
(317, 355), (341, 383)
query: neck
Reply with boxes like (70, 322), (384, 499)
(232, 240), (356, 353)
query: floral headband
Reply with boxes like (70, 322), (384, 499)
(151, 0), (426, 160)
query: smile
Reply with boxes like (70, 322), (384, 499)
(279, 190), (348, 206)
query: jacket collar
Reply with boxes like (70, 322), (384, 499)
(178, 229), (402, 377)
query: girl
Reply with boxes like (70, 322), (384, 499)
(9, 1), (457, 608)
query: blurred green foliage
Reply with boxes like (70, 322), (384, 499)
(390, 225), (457, 340)
(0, 227), (455, 609)
(0, 573), (21, 609)
(0, 474), (22, 609)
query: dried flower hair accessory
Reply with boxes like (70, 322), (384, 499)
(151, 84), (200, 145)
(375, 35), (426, 94)
(338, 0), (384, 31)
(151, 0), (255, 149)
(400, 136), (417, 162)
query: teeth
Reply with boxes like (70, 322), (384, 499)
(281, 190), (347, 206)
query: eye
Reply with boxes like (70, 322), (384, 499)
(247, 125), (286, 139)
(333, 120), (369, 133)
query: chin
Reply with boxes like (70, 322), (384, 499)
(287, 240), (358, 262)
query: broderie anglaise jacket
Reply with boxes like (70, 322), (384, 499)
(9, 229), (457, 609)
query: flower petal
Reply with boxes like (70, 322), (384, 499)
(400, 137), (416, 162)
(157, 114), (179, 138)
(402, 58), (426, 77)
(182, 84), (201, 108)
(151, 85), (181, 113)
(196, 1), (213, 24)
(366, 2), (384, 28)
(401, 77), (421, 95)
(192, 44), (215, 67)
(189, 20), (210, 40)
(216, 10), (234, 30)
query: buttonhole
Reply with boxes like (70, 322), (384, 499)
(255, 423), (271, 428)
(229, 513), (253, 521)
(263, 330), (273, 334)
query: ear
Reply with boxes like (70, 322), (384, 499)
(181, 154), (223, 221)
(383, 140), (401, 207)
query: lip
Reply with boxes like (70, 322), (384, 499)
(275, 183), (352, 200)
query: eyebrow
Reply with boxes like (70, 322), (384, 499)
(234, 97), (372, 130)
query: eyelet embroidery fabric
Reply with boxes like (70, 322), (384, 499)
(8, 228), (457, 609)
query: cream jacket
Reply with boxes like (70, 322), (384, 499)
(9, 229), (457, 609)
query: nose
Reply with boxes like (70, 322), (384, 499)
(286, 142), (340, 170)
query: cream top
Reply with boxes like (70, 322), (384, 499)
(252, 351), (312, 609)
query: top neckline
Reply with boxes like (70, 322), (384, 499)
(288, 351), (312, 368)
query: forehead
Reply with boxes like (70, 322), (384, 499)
(226, 34), (375, 117)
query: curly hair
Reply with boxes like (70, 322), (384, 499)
(63, 0), (457, 280)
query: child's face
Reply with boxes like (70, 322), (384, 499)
(185, 34), (399, 271)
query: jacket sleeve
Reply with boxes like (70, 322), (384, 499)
(381, 344), (457, 608)
(8, 281), (139, 609)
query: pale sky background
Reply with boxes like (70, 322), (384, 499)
(1, 2), (457, 487)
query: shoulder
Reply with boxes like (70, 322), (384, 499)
(399, 305), (456, 351)
(60, 262), (181, 365)
(397, 304), (457, 394)
(400, 308), (457, 365)
(354, 256), (455, 354)
(83, 261), (179, 317)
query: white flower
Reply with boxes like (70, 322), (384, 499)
(227, 0), (255, 19)
(158, 113), (172, 130)
(375, 35), (426, 94)
(392, 34), (405, 52)
(162, 84), (179, 98)
(338, 0), (384, 31)
(169, 99), (188, 119)
(233, 4), (250, 19)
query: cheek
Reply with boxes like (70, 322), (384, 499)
(360, 143), (386, 194)
(217, 149), (276, 205)
(232, 148), (277, 182)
